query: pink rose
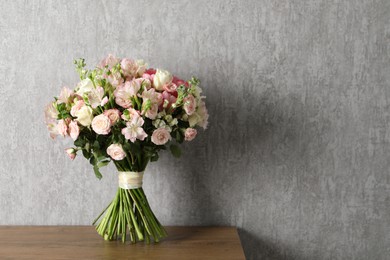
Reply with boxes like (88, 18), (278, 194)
(121, 58), (138, 80)
(57, 119), (68, 137)
(68, 120), (80, 141)
(183, 94), (196, 115)
(91, 114), (111, 135)
(65, 148), (77, 160)
(103, 109), (121, 125)
(106, 144), (126, 161)
(184, 128), (197, 141)
(172, 76), (189, 88)
(151, 128), (171, 145)
(163, 82), (177, 93)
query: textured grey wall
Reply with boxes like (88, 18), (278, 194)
(0, 0), (389, 259)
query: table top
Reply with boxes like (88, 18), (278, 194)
(0, 226), (245, 259)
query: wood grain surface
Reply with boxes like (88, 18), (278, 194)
(0, 226), (245, 259)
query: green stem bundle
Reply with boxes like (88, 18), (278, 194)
(93, 187), (167, 243)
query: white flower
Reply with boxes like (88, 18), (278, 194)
(75, 105), (93, 126)
(121, 116), (148, 143)
(88, 86), (105, 108)
(153, 69), (173, 91)
(76, 78), (94, 96)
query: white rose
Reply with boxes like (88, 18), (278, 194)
(76, 78), (94, 96)
(153, 69), (173, 91)
(75, 105), (93, 126)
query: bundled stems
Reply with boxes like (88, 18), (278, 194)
(93, 187), (167, 243)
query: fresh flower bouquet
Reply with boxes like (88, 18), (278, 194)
(44, 54), (208, 243)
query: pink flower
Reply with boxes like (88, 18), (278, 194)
(99, 54), (119, 69)
(114, 80), (141, 108)
(107, 71), (124, 87)
(184, 128), (197, 141)
(103, 109), (121, 125)
(57, 87), (73, 104)
(65, 148), (77, 160)
(91, 114), (111, 135)
(44, 103), (58, 137)
(183, 94), (196, 115)
(151, 128), (171, 145)
(145, 68), (156, 75)
(70, 100), (85, 117)
(163, 82), (177, 93)
(121, 107), (140, 121)
(145, 104), (158, 120)
(106, 144), (126, 161)
(69, 120), (80, 141)
(57, 119), (68, 137)
(172, 76), (188, 87)
(121, 116), (147, 143)
(197, 100), (209, 129)
(161, 91), (177, 110)
(141, 88), (161, 105)
(121, 58), (138, 80)
(44, 102), (58, 120)
(46, 122), (58, 139)
(101, 96), (109, 107)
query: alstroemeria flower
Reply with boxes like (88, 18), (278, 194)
(114, 80), (141, 108)
(57, 87), (73, 104)
(121, 116), (148, 142)
(88, 86), (105, 108)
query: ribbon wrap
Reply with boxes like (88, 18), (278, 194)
(118, 171), (144, 189)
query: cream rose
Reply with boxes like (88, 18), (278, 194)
(75, 105), (93, 126)
(91, 114), (111, 135)
(76, 78), (94, 96)
(153, 69), (173, 91)
(151, 127), (171, 145)
(106, 144), (126, 161)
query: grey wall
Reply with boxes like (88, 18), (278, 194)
(0, 0), (389, 259)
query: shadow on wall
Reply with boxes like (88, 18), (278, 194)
(164, 74), (312, 258)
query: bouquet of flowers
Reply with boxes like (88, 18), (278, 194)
(44, 54), (208, 243)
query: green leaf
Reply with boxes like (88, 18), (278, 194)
(93, 164), (103, 180)
(170, 144), (181, 158)
(74, 137), (86, 148)
(82, 148), (91, 159)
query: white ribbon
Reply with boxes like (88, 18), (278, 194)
(118, 171), (144, 189)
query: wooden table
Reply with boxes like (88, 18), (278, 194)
(0, 226), (245, 259)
